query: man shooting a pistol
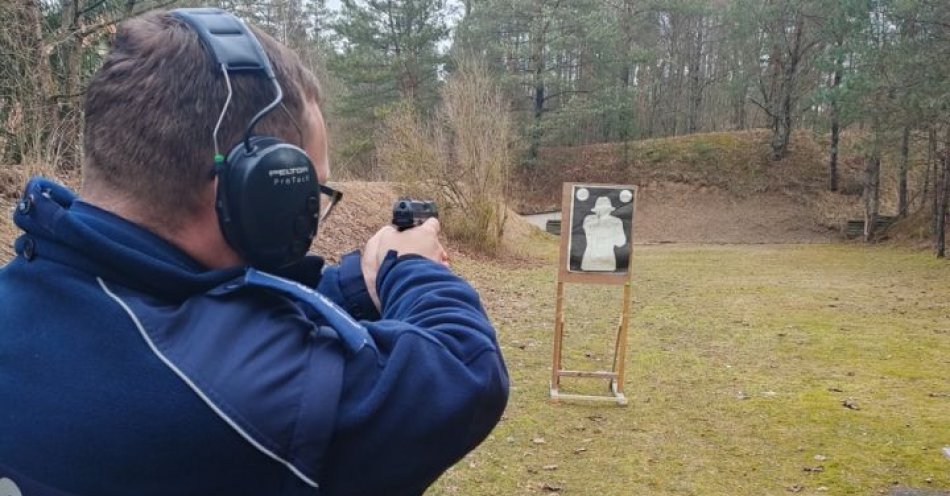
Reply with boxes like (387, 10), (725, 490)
(0, 8), (508, 496)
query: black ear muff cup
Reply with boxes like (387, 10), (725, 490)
(217, 135), (320, 269)
(170, 8), (322, 270)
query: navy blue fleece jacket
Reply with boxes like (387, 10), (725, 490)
(0, 178), (508, 496)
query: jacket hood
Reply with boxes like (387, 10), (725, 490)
(11, 177), (323, 302)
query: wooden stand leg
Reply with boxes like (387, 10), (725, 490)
(550, 281), (566, 400)
(552, 280), (631, 406)
(612, 282), (633, 397)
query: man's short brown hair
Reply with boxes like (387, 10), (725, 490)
(82, 11), (321, 229)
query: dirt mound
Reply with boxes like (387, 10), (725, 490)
(515, 130), (844, 213)
(312, 181), (400, 263)
(0, 198), (16, 262)
(881, 206), (948, 250)
(314, 182), (549, 265)
(631, 181), (836, 244)
(0, 167), (29, 263)
(512, 130), (871, 244)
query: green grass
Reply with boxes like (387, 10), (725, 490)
(431, 242), (950, 495)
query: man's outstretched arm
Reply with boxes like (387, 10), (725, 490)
(320, 222), (509, 495)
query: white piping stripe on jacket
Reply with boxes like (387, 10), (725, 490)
(97, 277), (319, 489)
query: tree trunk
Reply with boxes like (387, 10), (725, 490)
(59, 0), (83, 113)
(828, 45), (843, 191)
(772, 87), (794, 160)
(829, 118), (840, 192)
(934, 130), (942, 237)
(864, 152), (881, 242)
(22, 0), (57, 155)
(898, 126), (910, 217)
(527, 0), (546, 163)
(735, 83), (748, 130)
(922, 127), (936, 209)
(528, 67), (544, 162)
(25, 0), (54, 106)
(936, 152), (948, 258)
(770, 12), (806, 161)
(647, 62), (662, 137)
(668, 11), (684, 136)
(619, 66), (631, 165)
(686, 16), (704, 134)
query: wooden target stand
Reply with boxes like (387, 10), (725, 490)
(550, 183), (636, 406)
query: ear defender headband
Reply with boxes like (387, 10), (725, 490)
(170, 8), (322, 270)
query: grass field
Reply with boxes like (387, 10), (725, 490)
(432, 240), (950, 495)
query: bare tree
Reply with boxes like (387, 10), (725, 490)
(1, 0), (177, 169)
(752, 0), (821, 161)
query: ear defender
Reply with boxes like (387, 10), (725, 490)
(218, 136), (320, 269)
(170, 8), (320, 270)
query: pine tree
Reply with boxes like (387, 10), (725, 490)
(331, 0), (449, 113)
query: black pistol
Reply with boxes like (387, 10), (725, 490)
(392, 199), (438, 231)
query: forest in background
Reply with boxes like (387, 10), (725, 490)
(0, 0), (948, 254)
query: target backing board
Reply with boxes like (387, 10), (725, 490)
(558, 183), (637, 285)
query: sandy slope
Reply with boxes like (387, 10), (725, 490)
(311, 181), (401, 263)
